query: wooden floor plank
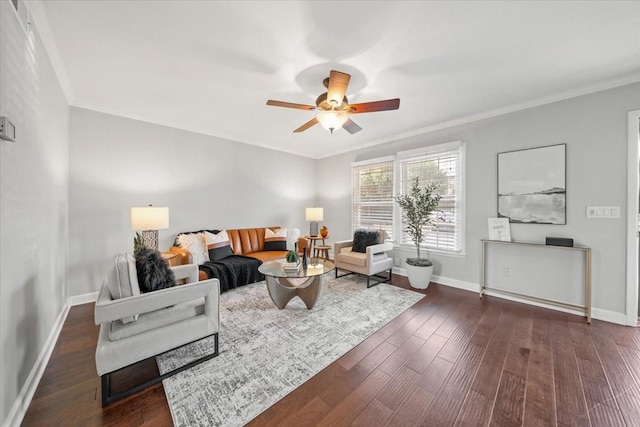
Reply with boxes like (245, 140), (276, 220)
(316, 369), (391, 426)
(551, 318), (590, 426)
(490, 371), (526, 426)
(351, 399), (394, 427)
(385, 384), (435, 427)
(277, 396), (332, 427)
(523, 316), (556, 427)
(455, 389), (493, 427)
(375, 366), (422, 411)
(405, 333), (448, 374)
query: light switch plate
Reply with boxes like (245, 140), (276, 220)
(586, 206), (620, 219)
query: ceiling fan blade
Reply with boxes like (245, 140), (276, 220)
(342, 118), (362, 134)
(267, 100), (315, 110)
(348, 98), (400, 114)
(327, 70), (351, 106)
(293, 117), (319, 133)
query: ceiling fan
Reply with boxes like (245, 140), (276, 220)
(266, 70), (400, 134)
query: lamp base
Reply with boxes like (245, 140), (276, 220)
(141, 230), (159, 251)
(309, 222), (319, 237)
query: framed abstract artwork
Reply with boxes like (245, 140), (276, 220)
(497, 143), (566, 224)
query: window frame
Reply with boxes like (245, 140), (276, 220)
(351, 156), (395, 241)
(351, 141), (466, 256)
(395, 141), (466, 256)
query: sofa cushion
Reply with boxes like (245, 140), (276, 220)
(135, 248), (176, 293)
(205, 230), (234, 261)
(177, 232), (209, 265)
(106, 253), (141, 323)
(352, 229), (382, 253)
(264, 228), (287, 251)
(246, 251), (288, 263)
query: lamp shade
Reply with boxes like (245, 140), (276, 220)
(305, 207), (323, 222)
(131, 206), (169, 230)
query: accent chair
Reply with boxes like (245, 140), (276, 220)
(94, 253), (220, 406)
(334, 229), (394, 288)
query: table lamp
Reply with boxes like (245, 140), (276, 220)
(305, 207), (323, 237)
(131, 205), (169, 250)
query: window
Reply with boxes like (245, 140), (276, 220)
(397, 141), (465, 254)
(351, 157), (394, 240)
(351, 141), (465, 255)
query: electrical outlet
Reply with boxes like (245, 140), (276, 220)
(504, 267), (510, 277)
(394, 257), (400, 266)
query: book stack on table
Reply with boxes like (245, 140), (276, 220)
(282, 261), (300, 272)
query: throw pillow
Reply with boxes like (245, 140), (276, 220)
(135, 248), (176, 293)
(177, 232), (209, 265)
(264, 228), (287, 251)
(205, 230), (234, 261)
(352, 229), (381, 253)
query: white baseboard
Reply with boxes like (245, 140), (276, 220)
(3, 292), (99, 427)
(68, 291), (99, 306)
(3, 304), (70, 427)
(431, 274), (478, 293)
(392, 270), (627, 326)
(591, 307), (628, 325)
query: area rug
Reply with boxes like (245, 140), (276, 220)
(157, 274), (424, 426)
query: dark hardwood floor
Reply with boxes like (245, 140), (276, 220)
(22, 275), (640, 426)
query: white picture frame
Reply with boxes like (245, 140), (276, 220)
(488, 217), (511, 241)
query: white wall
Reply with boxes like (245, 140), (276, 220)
(318, 82), (640, 321)
(68, 107), (317, 296)
(0, 1), (69, 424)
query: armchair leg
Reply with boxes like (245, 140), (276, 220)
(366, 269), (393, 288)
(101, 332), (219, 406)
(335, 268), (355, 280)
(335, 267), (392, 288)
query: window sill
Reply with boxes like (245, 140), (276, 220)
(392, 244), (466, 259)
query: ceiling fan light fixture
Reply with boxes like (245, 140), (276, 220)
(317, 110), (348, 133)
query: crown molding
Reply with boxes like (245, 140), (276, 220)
(24, 0), (74, 104)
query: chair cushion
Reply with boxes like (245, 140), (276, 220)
(336, 251), (388, 268)
(352, 229), (382, 253)
(135, 248), (176, 293)
(108, 299), (205, 341)
(106, 253), (141, 324)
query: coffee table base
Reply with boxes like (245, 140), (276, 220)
(265, 275), (323, 309)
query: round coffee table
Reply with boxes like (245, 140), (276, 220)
(258, 258), (335, 309)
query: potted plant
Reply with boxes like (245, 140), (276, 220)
(395, 177), (442, 289)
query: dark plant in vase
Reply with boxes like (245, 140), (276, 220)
(133, 232), (146, 254)
(395, 177), (441, 288)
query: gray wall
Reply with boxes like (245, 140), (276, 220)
(318, 83), (640, 319)
(68, 108), (317, 296)
(0, 1), (70, 423)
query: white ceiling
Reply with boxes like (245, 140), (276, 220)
(37, 1), (640, 159)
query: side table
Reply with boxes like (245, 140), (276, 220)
(305, 235), (330, 260)
(161, 252), (180, 267)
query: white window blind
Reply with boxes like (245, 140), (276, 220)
(352, 158), (394, 240)
(397, 141), (465, 253)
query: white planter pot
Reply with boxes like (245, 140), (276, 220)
(406, 263), (433, 289)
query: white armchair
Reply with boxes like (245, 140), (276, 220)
(334, 230), (394, 288)
(94, 253), (220, 406)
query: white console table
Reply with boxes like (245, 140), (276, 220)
(480, 239), (592, 323)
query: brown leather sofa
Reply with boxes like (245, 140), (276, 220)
(170, 227), (308, 281)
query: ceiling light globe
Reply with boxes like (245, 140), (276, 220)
(317, 110), (348, 133)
